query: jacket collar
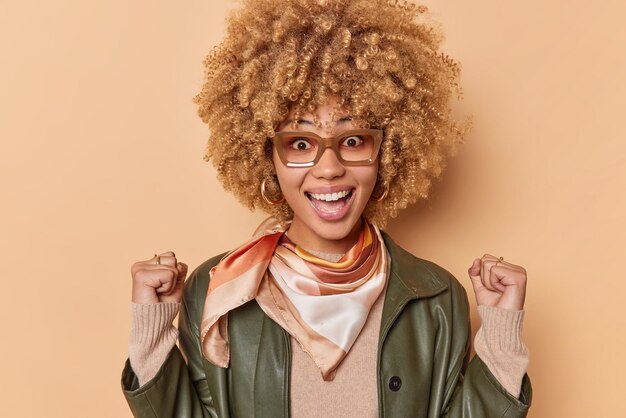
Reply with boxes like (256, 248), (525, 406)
(376, 231), (450, 349)
(381, 231), (449, 300)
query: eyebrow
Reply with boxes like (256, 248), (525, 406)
(284, 115), (353, 126)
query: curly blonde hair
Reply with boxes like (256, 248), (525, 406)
(194, 0), (468, 228)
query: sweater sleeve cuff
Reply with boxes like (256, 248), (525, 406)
(474, 305), (529, 398)
(477, 305), (527, 352)
(128, 302), (181, 386)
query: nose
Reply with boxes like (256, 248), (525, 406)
(311, 147), (345, 180)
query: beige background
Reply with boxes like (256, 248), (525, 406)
(1, 0), (624, 416)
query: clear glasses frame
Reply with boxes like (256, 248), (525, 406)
(272, 128), (384, 168)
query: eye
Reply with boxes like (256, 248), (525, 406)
(289, 138), (312, 151)
(341, 135), (364, 148)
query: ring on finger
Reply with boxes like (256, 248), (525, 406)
(154, 254), (161, 265)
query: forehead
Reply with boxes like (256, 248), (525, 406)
(278, 96), (356, 132)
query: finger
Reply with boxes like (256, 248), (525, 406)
(483, 253), (526, 274)
(488, 264), (507, 293)
(468, 258), (487, 293)
(490, 266), (527, 310)
(157, 251), (177, 265)
(162, 262), (188, 296)
(133, 267), (177, 291)
(487, 260), (526, 283)
(155, 281), (173, 293)
(468, 258), (481, 277)
(154, 255), (177, 267)
(479, 254), (497, 288)
(481, 253), (499, 263)
(133, 263), (179, 276)
(490, 265), (527, 293)
(481, 258), (500, 292)
(131, 256), (177, 274)
(497, 267), (528, 288)
(153, 251), (177, 267)
(493, 258), (525, 274)
(176, 262), (188, 280)
(162, 263), (188, 297)
(131, 259), (153, 275)
(154, 269), (179, 294)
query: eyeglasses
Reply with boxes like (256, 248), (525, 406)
(272, 129), (383, 167)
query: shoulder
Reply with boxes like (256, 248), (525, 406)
(380, 232), (471, 346)
(381, 230), (468, 301)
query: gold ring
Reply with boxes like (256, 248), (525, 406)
(154, 254), (161, 265)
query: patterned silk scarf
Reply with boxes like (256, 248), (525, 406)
(200, 217), (389, 381)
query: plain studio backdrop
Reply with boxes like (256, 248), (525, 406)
(1, 1), (625, 417)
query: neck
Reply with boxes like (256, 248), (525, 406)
(301, 248), (345, 262)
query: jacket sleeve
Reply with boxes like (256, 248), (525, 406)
(441, 277), (532, 418)
(121, 268), (219, 418)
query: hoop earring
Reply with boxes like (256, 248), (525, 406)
(261, 178), (285, 205)
(370, 183), (388, 202)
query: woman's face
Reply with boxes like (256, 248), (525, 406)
(272, 96), (379, 254)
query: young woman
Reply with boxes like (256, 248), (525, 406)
(122, 1), (532, 416)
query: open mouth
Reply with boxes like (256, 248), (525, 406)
(305, 189), (355, 220)
(306, 190), (353, 202)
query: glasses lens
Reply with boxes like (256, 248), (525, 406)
(337, 133), (376, 162)
(279, 134), (320, 164)
(277, 131), (379, 165)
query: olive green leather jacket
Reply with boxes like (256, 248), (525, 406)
(122, 233), (532, 417)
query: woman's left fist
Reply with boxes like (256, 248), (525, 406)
(468, 254), (527, 311)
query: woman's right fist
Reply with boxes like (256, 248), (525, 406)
(131, 251), (188, 304)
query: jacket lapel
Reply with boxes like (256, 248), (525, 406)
(379, 232), (449, 343)
(228, 301), (290, 418)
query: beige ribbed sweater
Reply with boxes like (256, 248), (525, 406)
(129, 297), (528, 417)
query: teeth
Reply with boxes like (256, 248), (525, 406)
(310, 190), (350, 202)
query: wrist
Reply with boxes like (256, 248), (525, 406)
(131, 286), (160, 304)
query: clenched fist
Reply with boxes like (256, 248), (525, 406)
(468, 254), (527, 311)
(130, 251), (188, 304)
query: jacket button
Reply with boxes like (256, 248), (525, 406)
(388, 376), (402, 392)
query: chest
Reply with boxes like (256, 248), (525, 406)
(220, 293), (455, 418)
